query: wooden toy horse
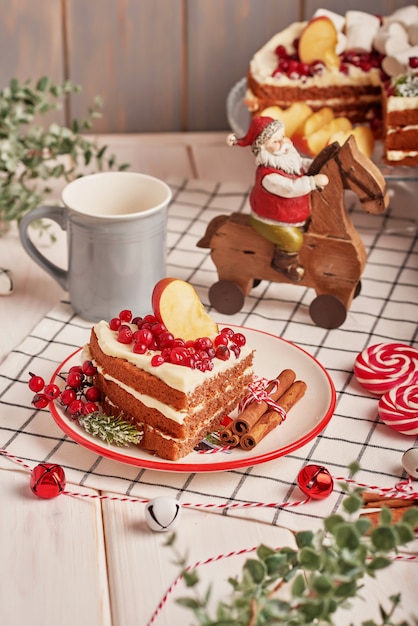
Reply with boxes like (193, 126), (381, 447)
(197, 136), (389, 328)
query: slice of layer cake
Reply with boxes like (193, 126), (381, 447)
(87, 279), (254, 461)
(383, 67), (418, 166)
(245, 6), (418, 139)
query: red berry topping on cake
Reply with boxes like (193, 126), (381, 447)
(409, 57), (418, 69)
(119, 309), (132, 322)
(117, 325), (133, 344)
(109, 317), (122, 331)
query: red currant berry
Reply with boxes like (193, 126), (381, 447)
(151, 354), (165, 367)
(117, 326), (133, 344)
(232, 332), (246, 347)
(82, 402), (98, 415)
(119, 309), (132, 322)
(184, 354), (197, 369)
(194, 337), (213, 351)
(66, 370), (85, 389)
(215, 345), (230, 361)
(214, 334), (228, 347)
(85, 386), (101, 402)
(133, 341), (147, 354)
(150, 322), (166, 336)
(133, 328), (153, 346)
(206, 346), (216, 359)
(157, 331), (175, 349)
(169, 347), (188, 365)
(28, 374), (45, 393)
(82, 360), (97, 376)
(32, 393), (49, 409)
(132, 316), (143, 326)
(109, 317), (122, 331)
(68, 399), (84, 418)
(60, 388), (77, 406)
(220, 327), (234, 338)
(409, 56), (418, 69)
(43, 383), (61, 400)
(143, 314), (158, 325)
(69, 365), (83, 374)
(230, 344), (241, 358)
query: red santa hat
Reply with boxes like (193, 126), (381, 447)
(227, 116), (284, 154)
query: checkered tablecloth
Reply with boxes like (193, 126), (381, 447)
(1, 178), (417, 530)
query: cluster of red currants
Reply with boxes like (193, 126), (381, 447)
(340, 49), (385, 75)
(273, 44), (325, 79)
(28, 360), (101, 419)
(273, 43), (386, 80)
(109, 310), (247, 372)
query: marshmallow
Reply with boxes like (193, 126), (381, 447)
(382, 45), (418, 76)
(345, 11), (381, 53)
(386, 5), (418, 28)
(374, 22), (410, 55)
(408, 24), (418, 46)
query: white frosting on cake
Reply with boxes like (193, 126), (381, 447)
(386, 149), (418, 161)
(387, 95), (418, 112)
(93, 320), (253, 394)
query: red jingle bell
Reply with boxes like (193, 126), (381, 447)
(297, 465), (333, 500)
(30, 463), (66, 499)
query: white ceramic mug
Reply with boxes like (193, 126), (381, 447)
(19, 171), (172, 321)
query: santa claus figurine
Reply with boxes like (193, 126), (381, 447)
(227, 116), (329, 281)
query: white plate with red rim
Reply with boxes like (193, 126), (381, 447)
(48, 326), (336, 472)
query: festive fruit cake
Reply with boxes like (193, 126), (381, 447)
(244, 6), (418, 150)
(383, 66), (418, 165)
(86, 278), (255, 461)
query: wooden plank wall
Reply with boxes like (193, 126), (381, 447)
(0, 0), (415, 132)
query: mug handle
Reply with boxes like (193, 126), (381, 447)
(19, 205), (68, 291)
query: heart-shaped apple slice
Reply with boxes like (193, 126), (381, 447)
(298, 16), (339, 69)
(152, 278), (218, 341)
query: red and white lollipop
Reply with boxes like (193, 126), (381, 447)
(378, 383), (418, 436)
(354, 342), (418, 395)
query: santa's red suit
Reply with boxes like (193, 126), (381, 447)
(250, 165), (311, 225)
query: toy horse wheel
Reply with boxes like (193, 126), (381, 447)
(209, 280), (245, 315)
(309, 294), (347, 329)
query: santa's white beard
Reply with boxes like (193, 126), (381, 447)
(256, 143), (303, 174)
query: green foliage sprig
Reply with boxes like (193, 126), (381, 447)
(167, 466), (418, 626)
(79, 412), (142, 447)
(0, 76), (128, 228)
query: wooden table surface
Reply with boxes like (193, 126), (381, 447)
(0, 132), (417, 626)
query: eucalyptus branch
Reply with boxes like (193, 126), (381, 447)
(167, 471), (418, 626)
(0, 76), (129, 232)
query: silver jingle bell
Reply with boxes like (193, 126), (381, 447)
(145, 496), (181, 532)
(401, 448), (418, 479)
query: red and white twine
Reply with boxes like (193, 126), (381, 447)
(238, 378), (287, 421)
(1, 446), (417, 625)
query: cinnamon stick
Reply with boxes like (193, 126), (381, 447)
(361, 491), (417, 509)
(231, 369), (296, 435)
(239, 380), (307, 451)
(360, 506), (418, 529)
(219, 428), (240, 447)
